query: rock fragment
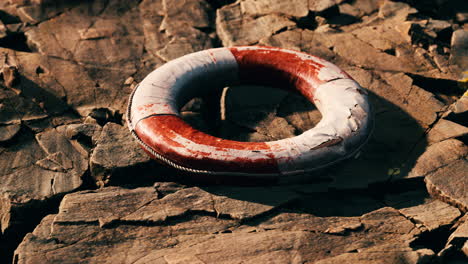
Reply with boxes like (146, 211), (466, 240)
(446, 215), (468, 257)
(240, 0), (308, 17)
(216, 2), (295, 46)
(399, 199), (461, 231)
(0, 20), (6, 39)
(0, 125), (88, 256)
(89, 123), (151, 186)
(408, 139), (468, 178)
(427, 119), (468, 143)
(0, 123), (21, 142)
(378, 0), (417, 20)
(445, 94), (468, 124)
(154, 0), (215, 61)
(449, 29), (468, 71)
(338, 0), (381, 18)
(425, 159), (468, 212)
(309, 0), (346, 13)
(1, 53), (19, 88)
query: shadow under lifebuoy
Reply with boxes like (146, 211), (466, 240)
(193, 86), (430, 218)
(173, 85), (428, 189)
(115, 83), (430, 219)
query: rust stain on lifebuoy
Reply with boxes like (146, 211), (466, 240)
(230, 47), (327, 101)
(135, 115), (280, 173)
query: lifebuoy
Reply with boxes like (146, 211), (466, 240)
(127, 46), (373, 179)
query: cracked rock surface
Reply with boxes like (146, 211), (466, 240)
(0, 0), (467, 263)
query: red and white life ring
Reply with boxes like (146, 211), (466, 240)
(127, 46), (373, 179)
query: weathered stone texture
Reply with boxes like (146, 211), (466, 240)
(0, 0), (467, 263)
(14, 186), (436, 264)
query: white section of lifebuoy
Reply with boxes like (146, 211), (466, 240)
(267, 78), (370, 174)
(129, 48), (238, 128)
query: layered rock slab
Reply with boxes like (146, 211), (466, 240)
(0, 123), (90, 262)
(14, 185), (437, 264)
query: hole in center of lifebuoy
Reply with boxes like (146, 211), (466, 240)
(180, 85), (322, 142)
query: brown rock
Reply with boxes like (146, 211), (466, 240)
(0, 123), (21, 142)
(216, 2), (295, 46)
(90, 123), (151, 187)
(314, 244), (434, 264)
(0, 126), (88, 244)
(309, 0), (346, 12)
(427, 119), (468, 143)
(155, 0), (215, 61)
(15, 0), (79, 24)
(449, 30), (468, 71)
(64, 123), (102, 146)
(14, 187), (433, 264)
(1, 53), (19, 88)
(259, 29), (336, 61)
(22, 1), (145, 115)
(452, 95), (468, 116)
(378, 0), (417, 20)
(373, 72), (445, 127)
(399, 199), (461, 231)
(352, 24), (407, 51)
(339, 0), (382, 18)
(240, 0), (309, 17)
(0, 0), (465, 262)
(446, 215), (468, 257)
(0, 20), (6, 39)
(425, 159), (468, 212)
(0, 85), (47, 125)
(408, 139), (468, 178)
(329, 33), (418, 72)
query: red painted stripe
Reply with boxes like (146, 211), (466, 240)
(229, 46), (327, 101)
(135, 115), (280, 174)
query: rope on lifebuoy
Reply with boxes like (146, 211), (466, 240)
(126, 46), (373, 178)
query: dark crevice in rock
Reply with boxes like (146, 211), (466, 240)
(0, 32), (32, 52)
(444, 110), (468, 127)
(241, 180), (428, 226)
(369, 177), (429, 201)
(434, 27), (454, 47)
(271, 26), (290, 37)
(100, 209), (237, 229)
(0, 123), (24, 147)
(410, 227), (450, 253)
(0, 10), (21, 24)
(396, 0), (468, 21)
(238, 199), (298, 227)
(194, 26), (214, 34)
(79, 168), (98, 191)
(95, 161), (168, 188)
(293, 12), (318, 30)
(409, 221), (459, 255)
(205, 0), (237, 9)
(88, 108), (122, 126)
(407, 73), (464, 105)
(327, 13), (361, 26)
(153, 182), (187, 199)
(0, 194), (64, 264)
(383, 48), (396, 56)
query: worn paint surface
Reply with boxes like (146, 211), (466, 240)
(127, 46), (373, 176)
(229, 46), (351, 101)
